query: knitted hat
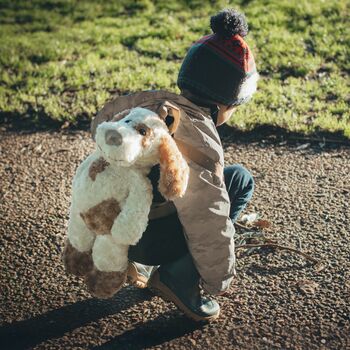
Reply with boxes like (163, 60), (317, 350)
(177, 9), (258, 106)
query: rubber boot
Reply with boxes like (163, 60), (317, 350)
(148, 254), (220, 321)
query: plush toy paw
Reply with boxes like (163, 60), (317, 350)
(62, 239), (94, 277)
(85, 267), (127, 299)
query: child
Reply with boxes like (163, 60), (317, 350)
(91, 9), (258, 321)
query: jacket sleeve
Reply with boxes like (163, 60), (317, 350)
(173, 160), (236, 295)
(172, 107), (236, 295)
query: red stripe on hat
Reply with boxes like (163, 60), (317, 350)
(194, 34), (254, 73)
(233, 35), (255, 73)
(205, 40), (245, 71)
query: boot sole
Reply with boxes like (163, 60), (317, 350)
(127, 263), (148, 289)
(148, 270), (220, 322)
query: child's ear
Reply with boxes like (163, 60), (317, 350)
(158, 135), (189, 201)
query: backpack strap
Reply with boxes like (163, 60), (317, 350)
(174, 138), (223, 179)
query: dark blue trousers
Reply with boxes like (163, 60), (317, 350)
(128, 164), (254, 265)
(224, 164), (254, 222)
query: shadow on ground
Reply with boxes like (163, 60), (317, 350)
(90, 312), (203, 350)
(0, 287), (154, 350)
(1, 110), (349, 147)
(0, 110), (92, 133)
(0, 284), (204, 350)
(217, 124), (350, 147)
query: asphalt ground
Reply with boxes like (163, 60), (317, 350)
(0, 129), (349, 349)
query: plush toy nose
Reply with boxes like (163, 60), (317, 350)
(105, 129), (123, 146)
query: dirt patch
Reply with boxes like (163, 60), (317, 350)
(0, 130), (349, 349)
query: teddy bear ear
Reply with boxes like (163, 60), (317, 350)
(157, 101), (181, 135)
(158, 134), (189, 201)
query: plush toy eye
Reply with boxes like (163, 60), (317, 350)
(138, 128), (147, 136)
(125, 120), (131, 124)
(134, 124), (150, 137)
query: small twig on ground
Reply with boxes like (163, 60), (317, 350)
(50, 148), (70, 154)
(314, 193), (327, 197)
(324, 185), (349, 193)
(296, 234), (302, 250)
(235, 243), (318, 264)
(0, 191), (10, 201)
(234, 222), (252, 231)
(289, 136), (350, 146)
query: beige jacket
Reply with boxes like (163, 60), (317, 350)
(91, 91), (236, 295)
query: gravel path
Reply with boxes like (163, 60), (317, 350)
(0, 130), (349, 350)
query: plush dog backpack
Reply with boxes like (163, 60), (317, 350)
(63, 107), (189, 298)
(89, 90), (235, 296)
(64, 88), (234, 297)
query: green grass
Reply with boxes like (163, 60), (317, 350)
(0, 0), (349, 137)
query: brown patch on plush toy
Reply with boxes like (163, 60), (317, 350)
(62, 239), (94, 277)
(89, 157), (110, 181)
(133, 123), (154, 148)
(80, 198), (120, 235)
(85, 267), (127, 299)
(158, 135), (189, 200)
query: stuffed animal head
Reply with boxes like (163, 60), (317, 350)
(96, 108), (168, 166)
(95, 107), (189, 200)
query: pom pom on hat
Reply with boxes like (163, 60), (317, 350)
(210, 8), (248, 38)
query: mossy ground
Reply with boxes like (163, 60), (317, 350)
(0, 0), (349, 136)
